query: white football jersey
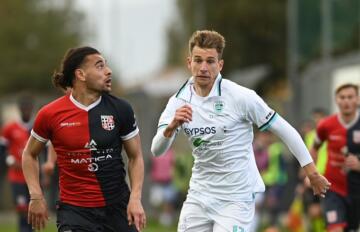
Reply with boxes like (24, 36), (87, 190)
(157, 74), (277, 202)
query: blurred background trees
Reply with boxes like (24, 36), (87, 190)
(167, 0), (360, 94)
(0, 0), (84, 96)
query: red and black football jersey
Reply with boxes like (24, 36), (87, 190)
(32, 93), (139, 207)
(316, 114), (348, 197)
(347, 113), (360, 196)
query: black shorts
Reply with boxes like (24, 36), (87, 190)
(321, 190), (349, 230)
(56, 201), (137, 232)
(347, 195), (360, 231)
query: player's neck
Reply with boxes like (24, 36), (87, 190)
(193, 82), (214, 97)
(340, 111), (358, 124)
(71, 89), (101, 106)
(194, 85), (211, 97)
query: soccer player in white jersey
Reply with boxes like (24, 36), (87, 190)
(151, 30), (331, 232)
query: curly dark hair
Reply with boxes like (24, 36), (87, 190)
(52, 46), (100, 90)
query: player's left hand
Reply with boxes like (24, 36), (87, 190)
(344, 154), (360, 171)
(127, 198), (146, 231)
(308, 172), (331, 198)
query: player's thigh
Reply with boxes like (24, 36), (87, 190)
(105, 202), (137, 232)
(347, 196), (360, 231)
(177, 201), (212, 232)
(56, 202), (103, 232)
(212, 201), (255, 232)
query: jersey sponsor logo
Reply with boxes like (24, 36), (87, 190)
(353, 130), (360, 143)
(71, 154), (113, 172)
(84, 139), (97, 151)
(329, 135), (342, 141)
(214, 100), (225, 113)
(184, 127), (216, 136)
(60, 122), (81, 127)
(88, 163), (99, 172)
(192, 138), (210, 147)
(70, 154), (113, 164)
(101, 115), (115, 131)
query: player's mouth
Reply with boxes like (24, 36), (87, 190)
(196, 75), (210, 79)
(105, 78), (112, 86)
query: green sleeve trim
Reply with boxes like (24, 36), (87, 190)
(259, 112), (278, 131)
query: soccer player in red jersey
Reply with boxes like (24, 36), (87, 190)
(1, 97), (35, 232)
(22, 47), (146, 231)
(312, 83), (359, 232)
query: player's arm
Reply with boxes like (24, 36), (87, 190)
(123, 134), (146, 231)
(345, 153), (360, 172)
(151, 104), (192, 156)
(22, 136), (49, 230)
(268, 115), (331, 197)
(42, 143), (57, 175)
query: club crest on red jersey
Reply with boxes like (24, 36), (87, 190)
(101, 115), (115, 131)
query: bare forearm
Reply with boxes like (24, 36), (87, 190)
(302, 162), (319, 177)
(22, 151), (43, 196)
(128, 156), (144, 200)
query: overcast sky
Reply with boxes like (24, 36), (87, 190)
(75, 0), (178, 86)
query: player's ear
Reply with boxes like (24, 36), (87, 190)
(186, 56), (192, 69)
(218, 59), (224, 71)
(75, 69), (86, 82)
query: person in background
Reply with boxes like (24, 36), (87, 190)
(311, 83), (359, 232)
(149, 148), (178, 226)
(250, 131), (272, 232)
(40, 143), (58, 212)
(303, 108), (327, 232)
(0, 96), (35, 232)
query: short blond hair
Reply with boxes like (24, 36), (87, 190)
(188, 30), (226, 59)
(335, 83), (359, 96)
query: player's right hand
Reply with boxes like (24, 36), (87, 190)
(308, 172), (331, 198)
(170, 105), (192, 128)
(28, 197), (49, 231)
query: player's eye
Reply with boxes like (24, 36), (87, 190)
(96, 63), (105, 69)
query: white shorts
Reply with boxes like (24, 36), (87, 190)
(177, 197), (255, 232)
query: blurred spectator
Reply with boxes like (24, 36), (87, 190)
(149, 148), (178, 226)
(311, 84), (359, 232)
(40, 143), (58, 212)
(0, 131), (8, 209)
(302, 108), (327, 232)
(305, 108), (328, 175)
(250, 131), (272, 232)
(173, 151), (193, 209)
(0, 96), (34, 232)
(262, 136), (288, 231)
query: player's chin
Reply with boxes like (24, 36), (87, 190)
(102, 87), (112, 93)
